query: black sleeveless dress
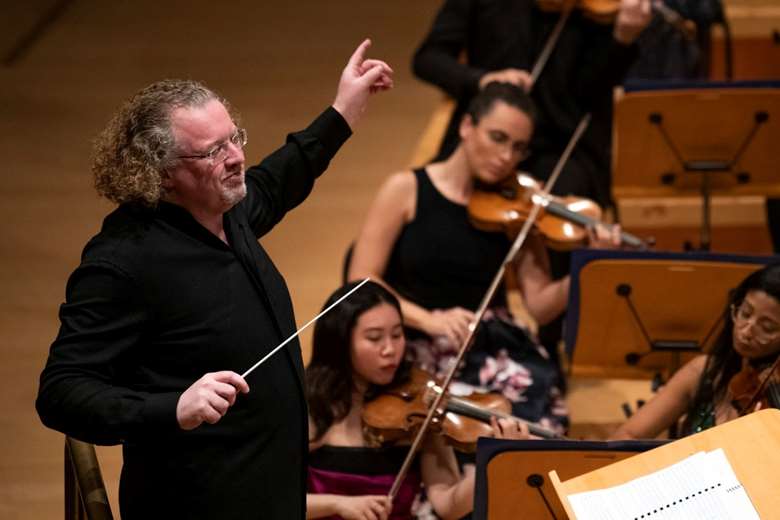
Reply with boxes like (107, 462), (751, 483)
(384, 169), (568, 430)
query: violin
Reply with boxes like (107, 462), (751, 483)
(537, 0), (696, 38)
(468, 172), (649, 250)
(728, 357), (780, 416)
(362, 367), (562, 452)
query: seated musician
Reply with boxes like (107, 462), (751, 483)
(611, 263), (780, 440)
(348, 82), (619, 432)
(306, 281), (529, 520)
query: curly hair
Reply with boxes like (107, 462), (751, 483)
(92, 79), (226, 206)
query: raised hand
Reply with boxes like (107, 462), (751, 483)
(332, 38), (394, 129)
(336, 494), (392, 520)
(176, 371), (250, 430)
(614, 0), (653, 44)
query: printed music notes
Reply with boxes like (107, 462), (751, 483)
(567, 449), (758, 520)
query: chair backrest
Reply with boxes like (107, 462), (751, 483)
(342, 241), (354, 284)
(64, 436), (114, 520)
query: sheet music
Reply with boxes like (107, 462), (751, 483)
(567, 449), (759, 519)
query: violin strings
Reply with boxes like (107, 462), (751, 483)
(447, 394), (562, 439)
(241, 277), (371, 379)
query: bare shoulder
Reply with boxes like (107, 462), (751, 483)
(373, 170), (418, 221)
(685, 355), (708, 376)
(670, 355), (707, 382)
(668, 355), (708, 398)
(380, 170), (417, 198)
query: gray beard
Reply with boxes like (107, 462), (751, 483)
(221, 178), (247, 207)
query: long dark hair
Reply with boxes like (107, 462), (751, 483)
(306, 280), (406, 442)
(682, 262), (780, 432)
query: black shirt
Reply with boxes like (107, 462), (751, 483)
(36, 107), (351, 519)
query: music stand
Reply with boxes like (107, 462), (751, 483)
(473, 438), (665, 520)
(564, 249), (778, 380)
(612, 81), (780, 251)
(550, 408), (780, 519)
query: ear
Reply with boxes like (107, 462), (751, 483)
(459, 114), (476, 141)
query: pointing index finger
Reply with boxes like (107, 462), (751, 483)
(348, 38), (372, 69)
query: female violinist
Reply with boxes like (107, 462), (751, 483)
(306, 281), (529, 520)
(348, 82), (620, 432)
(611, 263), (780, 440)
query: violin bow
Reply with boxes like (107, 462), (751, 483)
(530, 1), (696, 91)
(387, 114), (592, 501)
(652, 1), (697, 40)
(529, 0), (576, 89)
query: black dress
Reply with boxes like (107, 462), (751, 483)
(384, 169), (567, 430)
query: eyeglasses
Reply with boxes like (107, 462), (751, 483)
(176, 128), (248, 165)
(731, 303), (780, 345)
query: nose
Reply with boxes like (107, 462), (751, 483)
(224, 142), (244, 165)
(498, 145), (513, 163)
(381, 336), (401, 357)
(380, 340), (394, 356)
(736, 319), (762, 344)
(740, 323), (755, 339)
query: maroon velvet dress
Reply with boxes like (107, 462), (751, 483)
(307, 445), (422, 519)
